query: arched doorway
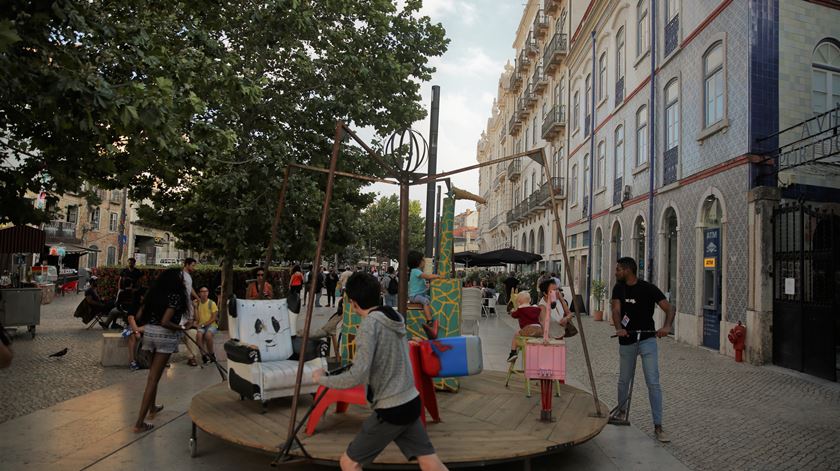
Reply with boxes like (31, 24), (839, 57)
(537, 227), (545, 255)
(699, 194), (723, 350)
(521, 233), (527, 252)
(633, 216), (646, 280)
(662, 207), (678, 316)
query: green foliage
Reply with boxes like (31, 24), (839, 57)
(357, 195), (425, 261)
(94, 266), (290, 302)
(591, 279), (608, 310)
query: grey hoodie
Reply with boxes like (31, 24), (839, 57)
(317, 306), (418, 410)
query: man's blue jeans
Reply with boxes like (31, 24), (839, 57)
(618, 337), (663, 425)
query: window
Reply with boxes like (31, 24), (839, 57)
(665, 79), (679, 150)
(634, 216), (646, 279)
(571, 163), (578, 204)
(89, 207), (100, 230)
(598, 52), (607, 101)
(636, 0), (648, 57)
(558, 77), (565, 107)
(616, 27), (625, 80)
(585, 74), (592, 135)
(555, 146), (564, 181)
(109, 212), (118, 232)
(107, 247), (117, 266)
(66, 205), (78, 224)
(596, 141), (606, 188)
(533, 116), (538, 144)
(666, 0), (678, 21)
(573, 91), (580, 130)
(636, 105), (648, 166)
(615, 125), (625, 178)
(812, 41), (840, 114)
(704, 42), (725, 127)
(584, 156), (590, 205)
(88, 245), (99, 268)
(538, 227), (545, 253)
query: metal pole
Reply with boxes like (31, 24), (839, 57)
(398, 182), (410, 313)
(433, 185), (442, 271)
(282, 121), (344, 450)
(647, 0), (657, 281)
(262, 166), (291, 296)
(540, 149), (603, 417)
(425, 86), (441, 258)
(586, 30), (596, 310)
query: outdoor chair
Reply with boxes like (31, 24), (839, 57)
(481, 293), (499, 318)
(460, 287), (482, 336)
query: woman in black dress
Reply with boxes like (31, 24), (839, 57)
(132, 268), (188, 433)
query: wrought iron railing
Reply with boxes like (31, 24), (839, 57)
(541, 105), (566, 138)
(543, 32), (568, 70)
(508, 158), (522, 180)
(663, 146), (679, 186)
(44, 221), (77, 239)
(664, 15), (679, 57)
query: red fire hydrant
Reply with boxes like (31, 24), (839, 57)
(728, 321), (746, 363)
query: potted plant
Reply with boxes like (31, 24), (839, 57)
(591, 279), (608, 321)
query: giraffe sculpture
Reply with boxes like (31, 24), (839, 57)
(339, 187), (485, 392)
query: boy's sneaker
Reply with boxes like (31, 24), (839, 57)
(422, 319), (439, 340)
(507, 351), (518, 363)
(201, 354), (209, 364)
(655, 427), (671, 443)
(129, 361), (140, 371)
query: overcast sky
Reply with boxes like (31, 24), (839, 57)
(360, 0), (522, 216)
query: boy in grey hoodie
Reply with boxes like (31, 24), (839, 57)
(312, 273), (447, 471)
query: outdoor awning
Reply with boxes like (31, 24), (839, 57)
(0, 225), (46, 254)
(454, 248), (542, 267)
(48, 243), (99, 255)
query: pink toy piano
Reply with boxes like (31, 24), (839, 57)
(525, 339), (566, 381)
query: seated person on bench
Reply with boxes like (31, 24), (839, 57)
(84, 278), (113, 329)
(102, 279), (135, 330)
(507, 291), (543, 362)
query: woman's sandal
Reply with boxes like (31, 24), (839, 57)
(133, 422), (154, 433)
(147, 404), (164, 419)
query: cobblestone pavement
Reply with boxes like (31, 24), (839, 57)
(540, 315), (840, 471)
(0, 293), (337, 425)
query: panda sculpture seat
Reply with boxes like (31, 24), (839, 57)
(225, 298), (320, 404)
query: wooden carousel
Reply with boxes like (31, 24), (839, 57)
(187, 121), (608, 468)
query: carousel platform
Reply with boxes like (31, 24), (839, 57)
(188, 371), (608, 468)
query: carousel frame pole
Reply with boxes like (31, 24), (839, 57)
(398, 182), (410, 314)
(539, 149), (604, 417)
(278, 121), (345, 459)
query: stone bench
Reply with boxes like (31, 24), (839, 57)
(100, 332), (129, 367)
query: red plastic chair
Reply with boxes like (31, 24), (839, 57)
(408, 340), (440, 425)
(305, 384), (366, 436)
(60, 280), (78, 295)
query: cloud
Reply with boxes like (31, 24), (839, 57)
(430, 47), (503, 79)
(400, 0), (478, 26)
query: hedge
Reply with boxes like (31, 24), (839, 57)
(94, 265), (291, 302)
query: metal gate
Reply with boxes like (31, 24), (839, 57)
(772, 201), (839, 381)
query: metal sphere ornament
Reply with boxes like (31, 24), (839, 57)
(384, 128), (428, 178)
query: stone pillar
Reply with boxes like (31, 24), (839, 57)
(745, 186), (780, 365)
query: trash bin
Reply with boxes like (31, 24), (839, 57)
(0, 287), (42, 338)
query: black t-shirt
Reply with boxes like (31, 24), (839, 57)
(611, 280), (666, 345)
(85, 287), (101, 304)
(120, 267), (143, 287)
(503, 277), (519, 295)
(146, 293), (186, 326)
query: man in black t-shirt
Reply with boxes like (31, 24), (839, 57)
(611, 257), (674, 443)
(119, 258), (143, 289)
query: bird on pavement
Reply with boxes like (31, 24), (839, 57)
(48, 348), (68, 358)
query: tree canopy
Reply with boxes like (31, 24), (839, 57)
(357, 194), (425, 261)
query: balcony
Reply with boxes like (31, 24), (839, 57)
(545, 0), (561, 15)
(542, 177), (565, 202)
(508, 158), (522, 181)
(664, 15), (679, 57)
(664, 146), (679, 186)
(497, 162), (508, 182)
(509, 65), (524, 91)
(500, 122), (507, 144)
(524, 84), (537, 109)
(528, 191), (545, 216)
(515, 98), (528, 122)
(613, 177), (623, 206)
(517, 50), (531, 75)
(109, 190), (122, 204)
(44, 221), (79, 243)
(525, 32), (538, 58)
(533, 10), (549, 40)
(531, 64), (548, 94)
(509, 114), (522, 135)
(543, 32), (568, 74)
(506, 209), (518, 226)
(615, 76), (625, 107)
(541, 105), (566, 140)
(489, 214), (500, 230)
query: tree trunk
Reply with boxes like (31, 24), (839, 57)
(218, 254), (235, 331)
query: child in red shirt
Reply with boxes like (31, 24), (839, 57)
(508, 291), (544, 362)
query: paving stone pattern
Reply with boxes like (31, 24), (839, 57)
(555, 315), (840, 471)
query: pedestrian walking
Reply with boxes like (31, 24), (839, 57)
(380, 266), (398, 307)
(611, 257), (675, 443)
(312, 273), (448, 471)
(325, 268), (339, 307)
(132, 268), (189, 433)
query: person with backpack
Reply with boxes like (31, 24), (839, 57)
(380, 266), (399, 307)
(311, 273), (447, 471)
